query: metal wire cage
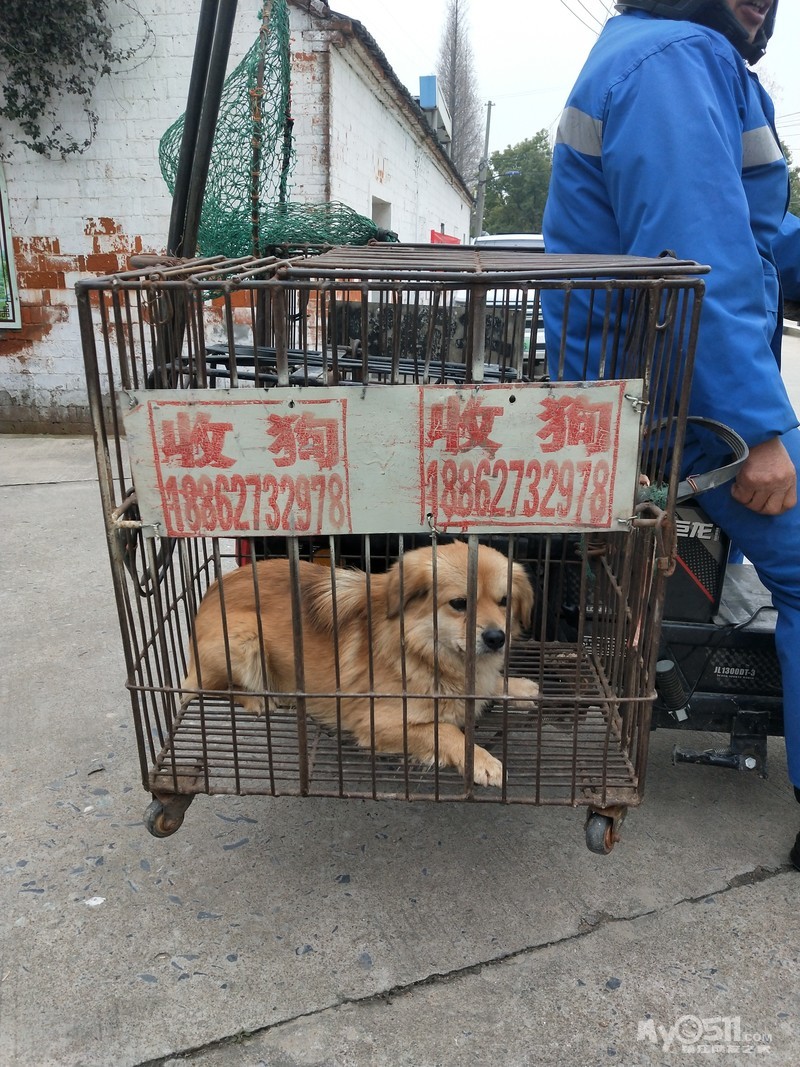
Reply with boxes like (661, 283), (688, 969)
(77, 244), (705, 851)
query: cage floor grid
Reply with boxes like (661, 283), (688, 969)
(146, 641), (644, 806)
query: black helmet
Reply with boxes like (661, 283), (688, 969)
(616, 1), (778, 63)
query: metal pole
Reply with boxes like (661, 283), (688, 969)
(472, 100), (493, 241)
(161, 0), (238, 383)
(181, 0), (239, 259)
(167, 0), (220, 256)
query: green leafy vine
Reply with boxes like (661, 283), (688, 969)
(0, 0), (153, 158)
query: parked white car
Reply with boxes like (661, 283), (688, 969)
(472, 233), (545, 251)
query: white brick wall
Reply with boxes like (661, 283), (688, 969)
(0, 0), (472, 431)
(327, 47), (471, 243)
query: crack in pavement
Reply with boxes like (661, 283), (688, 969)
(0, 478), (98, 488)
(135, 862), (792, 1066)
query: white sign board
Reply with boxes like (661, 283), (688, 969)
(122, 382), (643, 537)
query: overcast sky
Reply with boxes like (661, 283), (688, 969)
(333, 0), (800, 163)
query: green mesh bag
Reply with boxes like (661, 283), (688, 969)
(159, 0), (397, 258)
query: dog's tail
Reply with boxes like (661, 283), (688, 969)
(302, 566), (369, 632)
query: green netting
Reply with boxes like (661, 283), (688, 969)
(159, 0), (397, 258)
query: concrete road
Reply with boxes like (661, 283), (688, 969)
(2, 337), (799, 1067)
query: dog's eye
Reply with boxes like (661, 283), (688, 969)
(449, 598), (468, 612)
(499, 596), (508, 608)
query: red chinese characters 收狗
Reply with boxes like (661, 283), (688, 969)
(132, 383), (631, 538)
(152, 400), (351, 536)
(420, 390), (618, 530)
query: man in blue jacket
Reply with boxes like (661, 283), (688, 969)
(543, 0), (800, 865)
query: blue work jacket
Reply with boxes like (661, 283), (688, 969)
(543, 9), (800, 447)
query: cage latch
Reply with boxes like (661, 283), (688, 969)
(629, 500), (676, 575)
(111, 489), (146, 530)
(110, 489), (162, 537)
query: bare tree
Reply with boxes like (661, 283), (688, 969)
(436, 0), (484, 181)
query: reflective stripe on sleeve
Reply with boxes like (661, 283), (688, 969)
(556, 107), (782, 173)
(741, 125), (784, 169)
(555, 107), (603, 158)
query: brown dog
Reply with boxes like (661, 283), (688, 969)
(181, 541), (538, 786)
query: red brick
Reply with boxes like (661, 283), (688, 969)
(42, 254), (80, 273)
(85, 252), (123, 274)
(15, 236), (60, 255)
(84, 217), (120, 237)
(0, 324), (47, 355)
(18, 270), (61, 290)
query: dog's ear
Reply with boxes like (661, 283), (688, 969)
(510, 562), (534, 633)
(385, 551), (433, 618)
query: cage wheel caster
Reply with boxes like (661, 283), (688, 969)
(585, 805), (626, 855)
(144, 794), (193, 838)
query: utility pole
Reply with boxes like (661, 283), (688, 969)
(472, 100), (493, 240)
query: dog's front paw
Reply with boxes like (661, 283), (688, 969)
(472, 745), (504, 788)
(504, 676), (539, 708)
(238, 694), (268, 715)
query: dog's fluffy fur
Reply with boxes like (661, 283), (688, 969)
(181, 541), (538, 786)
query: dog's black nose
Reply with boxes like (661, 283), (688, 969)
(482, 628), (506, 651)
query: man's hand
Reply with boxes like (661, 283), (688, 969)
(730, 437), (797, 515)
